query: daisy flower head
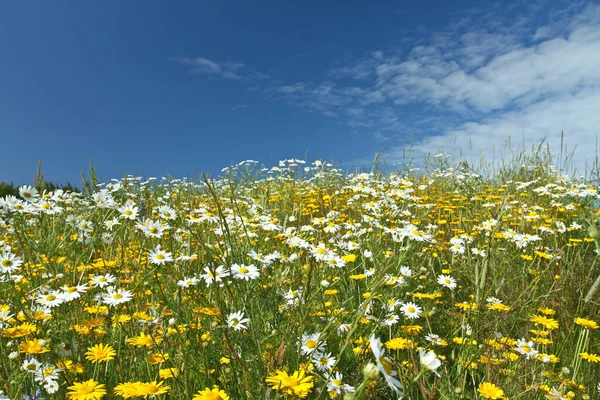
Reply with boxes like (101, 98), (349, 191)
(437, 274), (457, 289)
(227, 310), (249, 331)
(138, 219), (167, 238)
(0, 251), (23, 274)
(265, 368), (314, 399)
(327, 372), (355, 396)
(399, 265), (413, 277)
(193, 387), (230, 400)
(19, 185), (39, 202)
(148, 246), (173, 265)
(85, 343), (116, 363)
(381, 313), (400, 326)
(478, 382), (504, 399)
(231, 263), (260, 281)
(419, 349), (441, 376)
(117, 204), (139, 220)
(102, 289), (133, 307)
(574, 317), (599, 330)
(66, 379), (107, 400)
(301, 332), (325, 355)
(177, 277), (199, 288)
(515, 338), (538, 359)
(202, 265), (230, 286)
(400, 302), (422, 319)
(157, 205), (177, 220)
(312, 352), (336, 372)
(89, 274), (116, 288)
(22, 357), (42, 373)
(36, 291), (64, 308)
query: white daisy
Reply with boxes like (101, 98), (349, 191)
(231, 264), (260, 281)
(227, 310), (249, 331)
(437, 274), (457, 289)
(148, 246), (173, 265)
(400, 302), (422, 319)
(102, 289), (133, 307)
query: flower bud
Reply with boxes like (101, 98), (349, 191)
(363, 362), (379, 381)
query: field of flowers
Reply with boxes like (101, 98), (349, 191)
(1, 153), (599, 399)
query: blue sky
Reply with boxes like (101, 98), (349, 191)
(1, 1), (599, 184)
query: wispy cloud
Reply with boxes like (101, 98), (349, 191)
(176, 2), (600, 173)
(173, 56), (269, 80)
(270, 2), (600, 173)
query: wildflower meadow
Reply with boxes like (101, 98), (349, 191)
(1, 149), (599, 399)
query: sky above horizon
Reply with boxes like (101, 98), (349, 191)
(1, 0), (600, 185)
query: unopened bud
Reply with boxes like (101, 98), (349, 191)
(363, 362), (379, 381)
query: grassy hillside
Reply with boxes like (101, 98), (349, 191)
(0, 152), (599, 399)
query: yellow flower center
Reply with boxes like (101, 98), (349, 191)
(239, 267), (249, 274)
(1, 260), (13, 267)
(306, 340), (317, 349)
(113, 294), (123, 300)
(78, 385), (95, 394)
(281, 376), (301, 387)
(379, 356), (393, 375)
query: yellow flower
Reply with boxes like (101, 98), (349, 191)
(401, 325), (423, 335)
(18, 339), (49, 354)
(137, 381), (170, 397)
(487, 303), (511, 312)
(85, 344), (116, 363)
(537, 307), (555, 315)
(159, 368), (179, 379)
(113, 382), (141, 399)
(66, 379), (106, 400)
(478, 382), (504, 399)
(126, 332), (162, 347)
(2, 322), (37, 338)
(385, 337), (414, 350)
(266, 369), (314, 398)
(114, 381), (170, 399)
(574, 318), (599, 329)
(341, 254), (357, 262)
(580, 352), (600, 363)
(413, 292), (442, 299)
(349, 274), (366, 280)
(147, 352), (169, 365)
(193, 387), (230, 400)
(529, 315), (559, 330)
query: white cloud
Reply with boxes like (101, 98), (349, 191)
(173, 56), (244, 79)
(411, 87), (600, 175)
(175, 2), (600, 174)
(288, 2), (600, 174)
(173, 56), (269, 80)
